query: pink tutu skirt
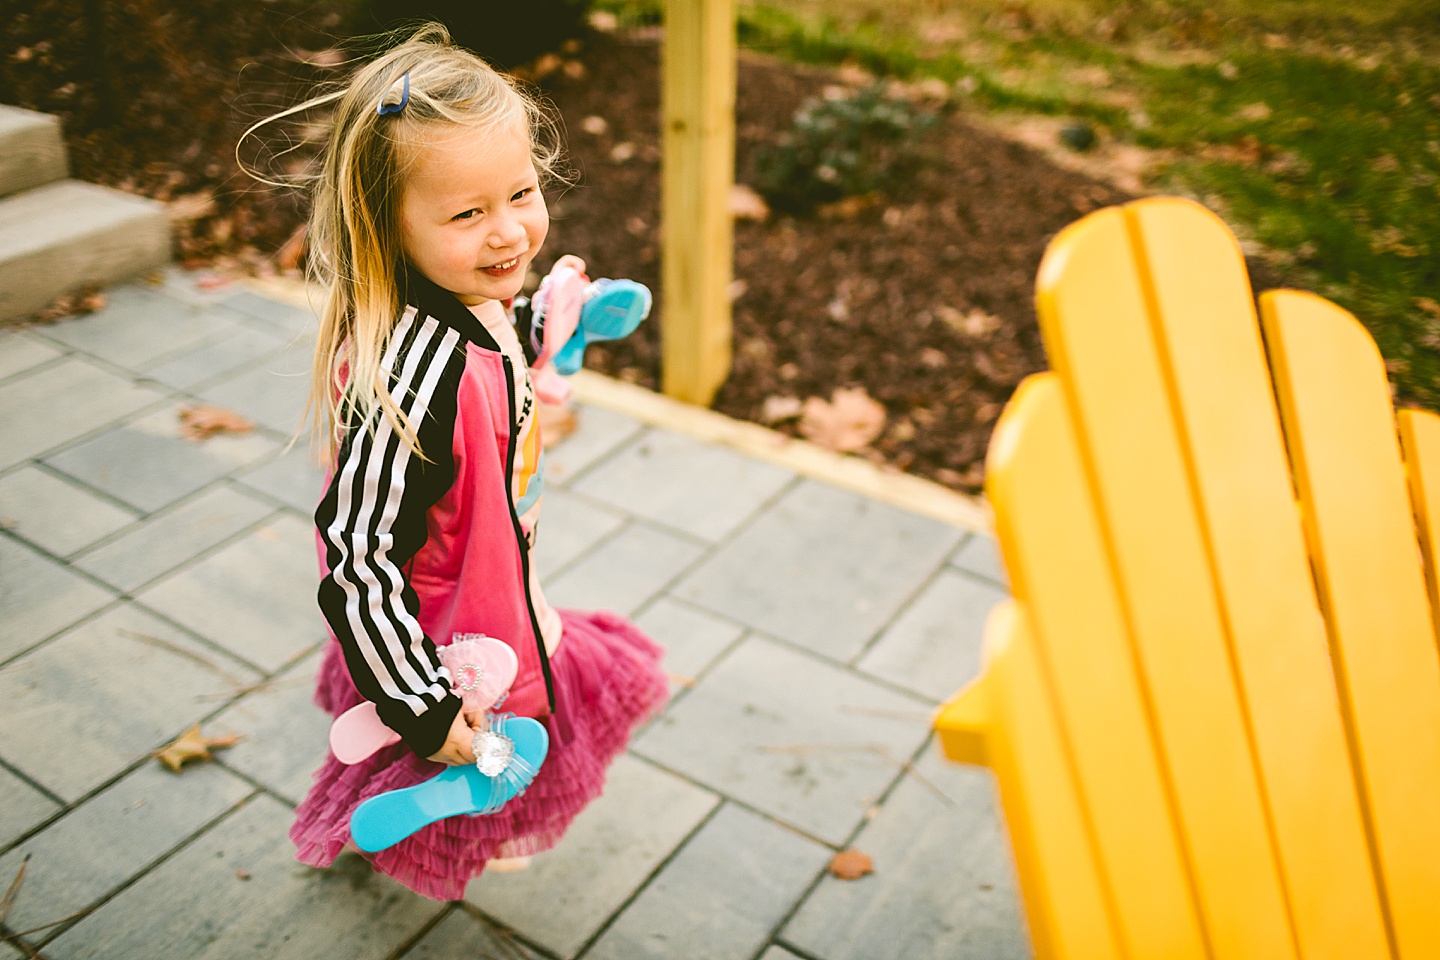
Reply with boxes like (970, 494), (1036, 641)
(289, 609), (668, 900)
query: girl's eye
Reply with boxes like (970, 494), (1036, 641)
(511, 187), (533, 202)
(452, 209), (478, 222)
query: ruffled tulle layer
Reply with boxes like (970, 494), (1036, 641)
(289, 609), (668, 901)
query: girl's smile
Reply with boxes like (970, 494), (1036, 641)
(481, 256), (522, 277)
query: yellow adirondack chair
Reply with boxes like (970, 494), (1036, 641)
(934, 197), (1440, 960)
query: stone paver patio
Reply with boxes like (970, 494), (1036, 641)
(0, 272), (1028, 960)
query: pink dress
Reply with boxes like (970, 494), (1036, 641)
(288, 273), (668, 900)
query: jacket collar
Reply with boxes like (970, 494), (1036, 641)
(400, 264), (503, 353)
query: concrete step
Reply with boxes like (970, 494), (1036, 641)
(0, 105), (68, 198)
(0, 179), (170, 322)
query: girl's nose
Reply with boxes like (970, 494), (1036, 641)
(489, 214), (527, 249)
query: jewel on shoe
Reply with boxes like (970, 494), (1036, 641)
(348, 715), (549, 853)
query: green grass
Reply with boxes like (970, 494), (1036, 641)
(597, 0), (1440, 405)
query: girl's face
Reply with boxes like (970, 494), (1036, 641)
(399, 120), (548, 306)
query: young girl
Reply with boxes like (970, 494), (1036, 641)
(277, 25), (669, 900)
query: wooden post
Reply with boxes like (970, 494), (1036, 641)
(661, 0), (735, 405)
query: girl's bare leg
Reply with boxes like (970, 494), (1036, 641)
(487, 856), (532, 872)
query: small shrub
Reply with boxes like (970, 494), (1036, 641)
(359, 0), (591, 70)
(753, 84), (942, 213)
(1059, 120), (1098, 152)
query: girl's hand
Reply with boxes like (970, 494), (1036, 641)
(426, 708), (480, 766)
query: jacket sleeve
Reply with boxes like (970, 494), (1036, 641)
(314, 312), (466, 759)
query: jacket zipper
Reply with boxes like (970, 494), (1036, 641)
(500, 354), (557, 714)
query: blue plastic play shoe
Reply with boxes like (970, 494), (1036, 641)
(553, 279), (652, 376)
(349, 715), (549, 853)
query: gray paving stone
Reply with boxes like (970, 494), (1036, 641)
(673, 480), (964, 663)
(632, 636), (931, 846)
(531, 487), (626, 580)
(0, 762), (252, 944)
(544, 521), (704, 616)
(573, 429), (794, 542)
(633, 598), (744, 692)
(0, 465), (138, 557)
(587, 803), (830, 960)
(138, 317), (286, 391)
(951, 533), (1008, 588)
(137, 515), (323, 674)
(234, 443), (328, 514)
(218, 290), (318, 338)
(44, 404), (279, 514)
(542, 405), (645, 486)
(197, 337), (313, 436)
(0, 535), (114, 663)
(73, 484), (275, 592)
(211, 651), (329, 805)
(468, 753), (719, 958)
(46, 794), (443, 960)
(0, 330), (63, 381)
(33, 286), (230, 371)
(856, 569), (1006, 704)
(0, 357), (164, 470)
(0, 603), (258, 802)
(783, 742), (1031, 960)
(758, 948), (805, 960)
(398, 909), (546, 960)
(0, 765), (59, 849)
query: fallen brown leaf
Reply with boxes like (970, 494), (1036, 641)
(155, 724), (242, 773)
(178, 405), (254, 441)
(799, 388), (887, 453)
(294, 47), (345, 68)
(729, 184), (771, 222)
(760, 395), (803, 424)
(828, 849), (874, 880)
(538, 401), (577, 448)
(167, 190), (216, 223)
(35, 285), (105, 322)
(817, 193), (879, 219)
(935, 305), (1000, 338)
(194, 272), (235, 290)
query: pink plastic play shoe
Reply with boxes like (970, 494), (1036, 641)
(328, 635), (520, 764)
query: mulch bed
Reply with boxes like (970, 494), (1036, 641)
(5, 9), (1213, 494)
(538, 32), (1136, 491)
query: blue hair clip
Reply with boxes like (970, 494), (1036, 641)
(377, 71), (410, 116)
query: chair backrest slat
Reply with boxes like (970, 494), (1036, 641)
(974, 600), (1126, 960)
(987, 372), (1206, 959)
(1262, 290), (1440, 958)
(1126, 200), (1389, 959)
(1036, 207), (1293, 958)
(1397, 408), (1440, 639)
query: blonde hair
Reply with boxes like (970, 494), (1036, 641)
(241, 24), (564, 462)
